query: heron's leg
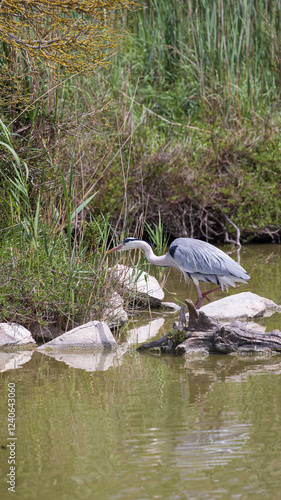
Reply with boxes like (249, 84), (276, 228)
(195, 285), (221, 309)
(195, 285), (204, 309)
(201, 287), (221, 301)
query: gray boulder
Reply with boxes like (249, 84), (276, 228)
(112, 264), (164, 306)
(0, 323), (36, 347)
(37, 321), (117, 350)
(200, 292), (280, 320)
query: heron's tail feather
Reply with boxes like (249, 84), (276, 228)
(189, 271), (249, 291)
(218, 275), (249, 291)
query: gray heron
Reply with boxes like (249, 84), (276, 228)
(106, 237), (250, 309)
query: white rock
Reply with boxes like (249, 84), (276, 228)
(200, 292), (280, 320)
(0, 351), (33, 372)
(103, 292), (128, 328)
(0, 323), (35, 346)
(112, 264), (164, 306)
(37, 321), (117, 350)
(161, 301), (181, 312)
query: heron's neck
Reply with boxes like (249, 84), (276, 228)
(137, 241), (175, 267)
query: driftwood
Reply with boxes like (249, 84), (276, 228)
(137, 299), (281, 355)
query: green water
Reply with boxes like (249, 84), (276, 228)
(1, 244), (281, 500)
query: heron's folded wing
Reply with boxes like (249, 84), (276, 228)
(169, 239), (249, 279)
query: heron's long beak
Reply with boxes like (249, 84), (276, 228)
(105, 243), (124, 255)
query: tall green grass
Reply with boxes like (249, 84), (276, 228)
(119, 0), (281, 125)
(0, 120), (116, 331)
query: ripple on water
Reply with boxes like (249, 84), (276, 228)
(122, 419), (252, 475)
(173, 423), (252, 473)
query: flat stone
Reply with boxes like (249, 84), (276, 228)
(200, 292), (280, 320)
(0, 323), (36, 347)
(37, 321), (117, 350)
(112, 264), (164, 306)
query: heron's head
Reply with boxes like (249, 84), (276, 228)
(106, 238), (142, 255)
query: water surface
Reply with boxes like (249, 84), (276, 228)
(1, 244), (281, 500)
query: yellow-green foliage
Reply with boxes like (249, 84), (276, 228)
(0, 0), (135, 107)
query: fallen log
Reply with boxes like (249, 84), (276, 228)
(137, 299), (281, 355)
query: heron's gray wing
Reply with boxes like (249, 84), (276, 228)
(169, 238), (249, 279)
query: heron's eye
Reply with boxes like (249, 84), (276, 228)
(123, 238), (139, 244)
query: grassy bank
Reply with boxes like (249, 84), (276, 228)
(98, 0), (281, 241)
(0, 120), (115, 329)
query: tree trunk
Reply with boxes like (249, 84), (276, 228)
(137, 299), (281, 355)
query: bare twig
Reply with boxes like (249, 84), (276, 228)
(224, 215), (241, 248)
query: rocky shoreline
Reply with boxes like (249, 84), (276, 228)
(1, 265), (281, 370)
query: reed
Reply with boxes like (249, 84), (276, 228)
(121, 0), (281, 125)
(0, 121), (115, 329)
